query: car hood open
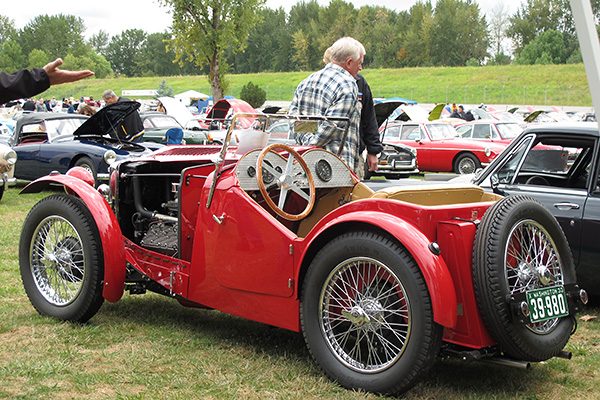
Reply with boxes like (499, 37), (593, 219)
(74, 101), (140, 139)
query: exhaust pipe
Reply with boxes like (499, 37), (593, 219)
(481, 357), (532, 370)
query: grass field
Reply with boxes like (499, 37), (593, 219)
(38, 64), (593, 108)
(0, 184), (599, 399)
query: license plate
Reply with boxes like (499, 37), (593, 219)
(526, 286), (569, 323)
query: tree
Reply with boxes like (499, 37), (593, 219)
(89, 30), (110, 55)
(27, 49), (50, 69)
(156, 79), (174, 97)
(0, 40), (26, 72)
(159, 0), (265, 101)
(105, 29), (147, 77)
(0, 15), (18, 43)
(515, 30), (568, 64)
(488, 3), (510, 57)
(18, 14), (87, 59)
(240, 81), (266, 108)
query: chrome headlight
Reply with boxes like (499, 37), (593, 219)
(484, 147), (491, 157)
(410, 147), (417, 156)
(104, 150), (117, 165)
(4, 148), (17, 165)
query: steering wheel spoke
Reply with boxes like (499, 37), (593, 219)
(257, 144), (316, 221)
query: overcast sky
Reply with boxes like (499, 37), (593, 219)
(2, 0), (525, 39)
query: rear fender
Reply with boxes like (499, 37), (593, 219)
(303, 211), (457, 328)
(21, 175), (125, 303)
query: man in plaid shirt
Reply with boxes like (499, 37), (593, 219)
(289, 37), (365, 174)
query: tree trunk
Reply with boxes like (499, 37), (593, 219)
(210, 51), (223, 101)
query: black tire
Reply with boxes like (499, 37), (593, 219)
(363, 162), (373, 180)
(19, 193), (105, 323)
(0, 184), (4, 202)
(473, 195), (576, 361)
(73, 156), (97, 182)
(300, 231), (442, 395)
(453, 152), (480, 175)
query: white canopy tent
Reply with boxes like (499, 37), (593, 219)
(174, 90), (209, 106)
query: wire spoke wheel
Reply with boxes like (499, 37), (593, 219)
(320, 257), (410, 373)
(30, 216), (86, 306)
(505, 220), (562, 333)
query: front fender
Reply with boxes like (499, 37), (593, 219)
(21, 175), (125, 303)
(302, 210), (457, 329)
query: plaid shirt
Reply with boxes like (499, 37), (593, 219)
(289, 64), (361, 172)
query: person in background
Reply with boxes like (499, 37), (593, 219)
(102, 89), (145, 142)
(322, 46), (381, 179)
(78, 104), (97, 117)
(0, 58), (94, 105)
(450, 105), (467, 120)
(289, 37), (364, 173)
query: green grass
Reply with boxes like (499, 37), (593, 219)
(0, 185), (599, 399)
(40, 64), (592, 107)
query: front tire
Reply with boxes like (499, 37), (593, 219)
(73, 156), (97, 183)
(300, 231), (442, 395)
(454, 153), (480, 174)
(473, 195), (576, 361)
(19, 194), (105, 323)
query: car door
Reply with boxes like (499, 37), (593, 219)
(578, 149), (600, 289)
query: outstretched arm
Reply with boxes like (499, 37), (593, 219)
(43, 58), (94, 86)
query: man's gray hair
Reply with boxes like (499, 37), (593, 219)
(102, 89), (117, 100)
(328, 37), (365, 65)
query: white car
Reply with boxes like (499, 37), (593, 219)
(0, 142), (17, 201)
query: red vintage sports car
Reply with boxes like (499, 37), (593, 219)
(18, 113), (587, 396)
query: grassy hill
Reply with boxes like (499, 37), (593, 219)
(40, 64), (592, 108)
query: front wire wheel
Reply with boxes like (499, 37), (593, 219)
(301, 231), (442, 395)
(20, 194), (105, 322)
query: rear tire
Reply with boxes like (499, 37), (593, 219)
(300, 231), (442, 395)
(473, 195), (575, 361)
(19, 194), (104, 323)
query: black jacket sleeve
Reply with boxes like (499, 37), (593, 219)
(356, 74), (384, 155)
(0, 68), (50, 104)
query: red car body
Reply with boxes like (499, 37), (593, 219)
(454, 119), (524, 145)
(380, 121), (508, 174)
(19, 114), (586, 396)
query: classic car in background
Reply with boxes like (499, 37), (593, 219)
(454, 120), (524, 144)
(140, 112), (212, 145)
(18, 113), (587, 396)
(7, 102), (158, 184)
(379, 119), (507, 174)
(454, 122), (600, 294)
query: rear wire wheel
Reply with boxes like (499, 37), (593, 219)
(300, 231), (442, 395)
(19, 193), (104, 322)
(473, 195), (576, 361)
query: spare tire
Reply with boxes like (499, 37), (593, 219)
(472, 195), (576, 361)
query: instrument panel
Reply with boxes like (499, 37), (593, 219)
(235, 147), (355, 192)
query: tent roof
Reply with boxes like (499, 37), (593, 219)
(174, 90), (209, 100)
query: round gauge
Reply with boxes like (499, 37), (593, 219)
(315, 159), (333, 182)
(262, 160), (275, 184)
(247, 166), (256, 178)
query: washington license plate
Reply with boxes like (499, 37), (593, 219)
(526, 286), (569, 323)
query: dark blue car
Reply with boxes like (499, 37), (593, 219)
(7, 101), (159, 183)
(458, 122), (600, 294)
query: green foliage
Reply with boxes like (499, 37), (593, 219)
(0, 40), (26, 71)
(516, 30), (568, 65)
(105, 29), (147, 77)
(159, 0), (265, 101)
(240, 81), (266, 108)
(0, 15), (17, 43)
(27, 49), (50, 69)
(18, 14), (87, 59)
(156, 79), (174, 97)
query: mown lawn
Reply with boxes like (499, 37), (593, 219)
(0, 185), (598, 399)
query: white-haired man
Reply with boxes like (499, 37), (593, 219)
(289, 37), (365, 174)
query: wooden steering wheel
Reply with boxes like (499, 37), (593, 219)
(256, 143), (316, 221)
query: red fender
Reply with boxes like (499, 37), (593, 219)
(302, 210), (458, 329)
(21, 175), (125, 303)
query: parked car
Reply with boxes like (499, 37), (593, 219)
(379, 120), (507, 174)
(18, 113), (587, 396)
(7, 101), (158, 184)
(0, 142), (17, 201)
(453, 122), (600, 294)
(140, 112), (212, 144)
(454, 120), (524, 144)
